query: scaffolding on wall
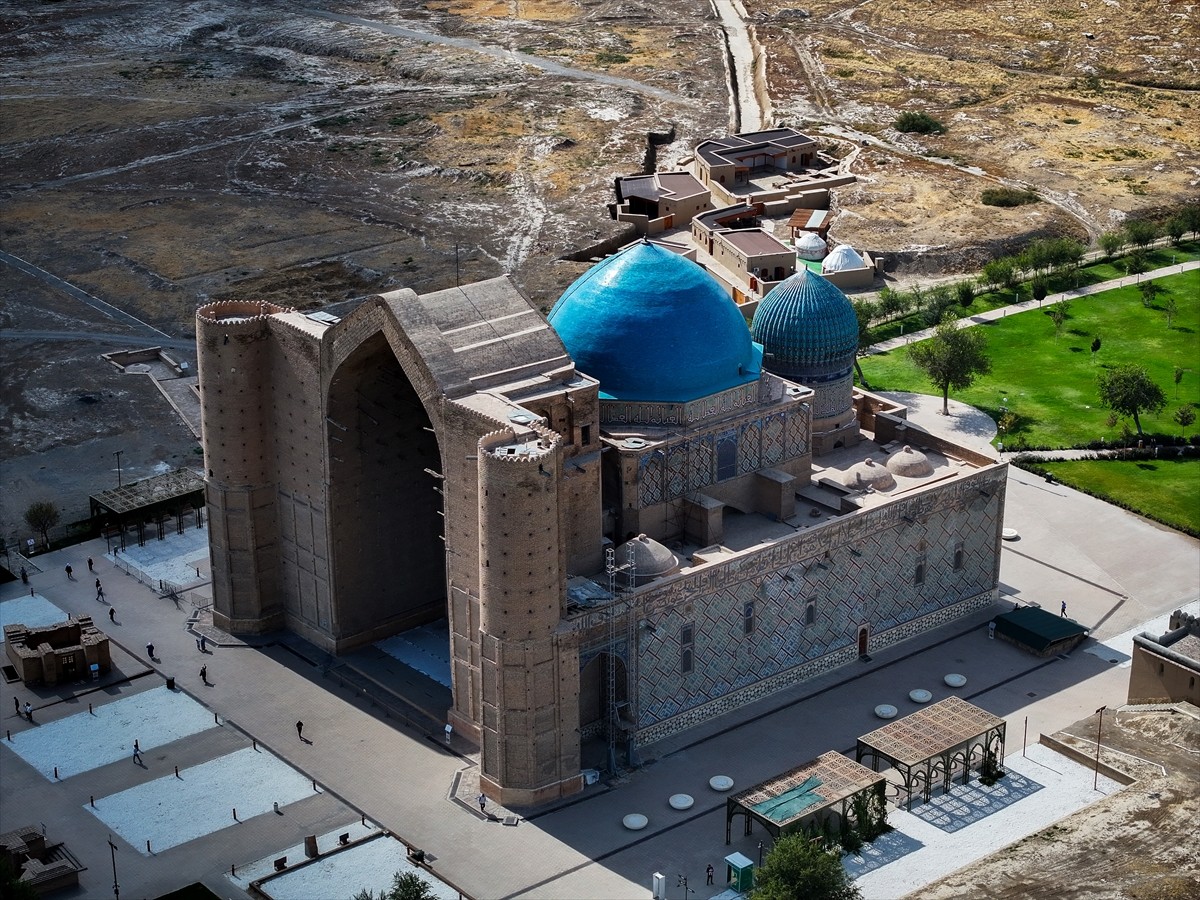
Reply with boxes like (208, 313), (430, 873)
(605, 543), (637, 775)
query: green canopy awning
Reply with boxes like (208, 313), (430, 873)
(995, 606), (1088, 653)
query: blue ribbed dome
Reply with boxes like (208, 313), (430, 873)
(750, 269), (858, 381)
(548, 242), (763, 402)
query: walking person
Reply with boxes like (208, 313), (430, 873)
(477, 793), (487, 814)
(24, 702), (33, 722)
(199, 665), (208, 685)
(1061, 600), (1067, 617)
(199, 635), (207, 653)
(65, 564), (73, 580)
(296, 720), (304, 740)
(706, 864), (714, 885)
(87, 557), (94, 572)
(146, 642), (155, 660)
(13, 697), (19, 715)
(133, 740), (142, 763)
(109, 607), (116, 623)
(19, 566), (27, 585)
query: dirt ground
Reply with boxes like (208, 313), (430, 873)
(916, 705), (1200, 900)
(1, 0), (1197, 533)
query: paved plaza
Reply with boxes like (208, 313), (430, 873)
(1, 396), (1197, 899)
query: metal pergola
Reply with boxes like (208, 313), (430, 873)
(855, 696), (1006, 809)
(726, 751), (887, 844)
(89, 468), (206, 549)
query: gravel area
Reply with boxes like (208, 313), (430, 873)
(4, 685), (214, 779)
(0, 593), (66, 640)
(852, 744), (1123, 898)
(257, 832), (459, 900)
(87, 745), (317, 854)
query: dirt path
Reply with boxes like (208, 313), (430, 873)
(710, 0), (765, 130)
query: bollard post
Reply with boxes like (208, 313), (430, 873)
(89, 703), (93, 715)
(233, 808), (237, 821)
(147, 840), (152, 853)
(215, 712), (220, 725)
(91, 796), (95, 807)
(361, 814), (366, 827)
(252, 739), (257, 751)
(6, 731), (10, 742)
(312, 780), (318, 792)
(231, 864), (236, 877)
(175, 766), (180, 779)
(54, 767), (58, 780)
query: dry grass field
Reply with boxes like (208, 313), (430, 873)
(746, 0), (1199, 268)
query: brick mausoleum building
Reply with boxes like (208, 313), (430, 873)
(196, 242), (1006, 804)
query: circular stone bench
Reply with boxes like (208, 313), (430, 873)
(944, 673), (967, 688)
(669, 794), (694, 810)
(874, 704), (898, 719)
(909, 689), (933, 703)
(622, 813), (648, 830)
(709, 775), (734, 792)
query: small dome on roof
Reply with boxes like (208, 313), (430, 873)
(548, 242), (763, 403)
(842, 457), (896, 491)
(885, 445), (934, 477)
(615, 534), (679, 584)
(794, 231), (827, 261)
(821, 244), (866, 273)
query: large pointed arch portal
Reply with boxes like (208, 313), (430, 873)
(326, 332), (444, 646)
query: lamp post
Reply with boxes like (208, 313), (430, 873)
(1093, 705), (1107, 791)
(108, 835), (120, 900)
(677, 874), (694, 899)
(113, 450), (123, 488)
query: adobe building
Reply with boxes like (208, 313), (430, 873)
(1128, 608), (1200, 705)
(197, 242), (1005, 804)
(4, 616), (111, 686)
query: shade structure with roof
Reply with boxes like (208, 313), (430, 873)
(547, 241), (763, 404)
(992, 606), (1089, 657)
(855, 695), (1006, 808)
(725, 751), (887, 844)
(89, 468), (207, 549)
(750, 268), (858, 448)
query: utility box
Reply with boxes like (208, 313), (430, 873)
(725, 851), (755, 892)
(651, 872), (666, 899)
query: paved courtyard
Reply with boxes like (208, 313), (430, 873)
(1, 397), (1197, 899)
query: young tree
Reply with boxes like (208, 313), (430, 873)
(1164, 216), (1187, 247)
(1138, 280), (1163, 309)
(908, 314), (992, 415)
(1175, 365), (1185, 399)
(752, 833), (862, 900)
(955, 280), (976, 310)
(1124, 218), (1158, 251)
(24, 500), (60, 547)
(1031, 276), (1049, 304)
(353, 871), (437, 900)
(1174, 405), (1196, 438)
(982, 257), (1018, 291)
(1049, 299), (1070, 339)
(850, 298), (878, 388)
(1091, 336), (1102, 364)
(1182, 203), (1200, 240)
(1097, 364), (1167, 436)
(1098, 230), (1124, 258)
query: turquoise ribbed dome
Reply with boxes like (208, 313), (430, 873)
(750, 269), (858, 382)
(548, 242), (763, 402)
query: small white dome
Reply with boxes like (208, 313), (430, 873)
(821, 244), (866, 273)
(794, 232), (827, 261)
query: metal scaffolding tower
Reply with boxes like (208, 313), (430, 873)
(605, 543), (637, 775)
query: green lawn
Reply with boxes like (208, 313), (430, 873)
(860, 269), (1200, 448)
(1024, 457), (1200, 536)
